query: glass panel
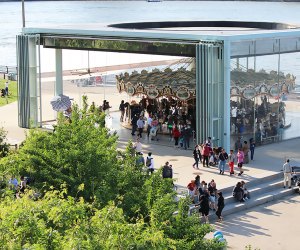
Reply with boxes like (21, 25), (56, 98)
(40, 46), (197, 148)
(43, 37), (197, 57)
(279, 52), (300, 140)
(230, 53), (287, 148)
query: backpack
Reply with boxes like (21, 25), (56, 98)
(146, 157), (152, 167)
(162, 166), (172, 178)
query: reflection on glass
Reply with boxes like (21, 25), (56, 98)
(43, 37), (196, 57)
(230, 54), (297, 148)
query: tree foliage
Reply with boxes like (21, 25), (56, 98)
(0, 127), (9, 158)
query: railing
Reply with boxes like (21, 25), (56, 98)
(0, 65), (18, 80)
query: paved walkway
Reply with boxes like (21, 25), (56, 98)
(2, 80), (300, 190)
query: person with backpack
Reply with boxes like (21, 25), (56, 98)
(162, 161), (173, 179)
(146, 152), (154, 174)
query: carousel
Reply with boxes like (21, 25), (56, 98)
(230, 70), (296, 145)
(115, 57), (296, 142)
(116, 58), (198, 133)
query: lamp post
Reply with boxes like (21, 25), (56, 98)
(22, 0), (25, 28)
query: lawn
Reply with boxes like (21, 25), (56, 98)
(0, 79), (17, 106)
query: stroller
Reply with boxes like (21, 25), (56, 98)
(291, 166), (300, 194)
(291, 166), (300, 185)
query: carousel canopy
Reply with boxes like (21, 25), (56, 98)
(116, 58), (296, 101)
(116, 58), (196, 100)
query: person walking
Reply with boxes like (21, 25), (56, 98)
(5, 81), (9, 96)
(137, 116), (145, 138)
(183, 125), (192, 150)
(119, 100), (125, 122)
(146, 152), (154, 174)
(172, 125), (181, 148)
(131, 114), (138, 136)
(202, 143), (211, 168)
(146, 114), (153, 140)
(218, 148), (228, 175)
(216, 191), (225, 222)
(228, 149), (235, 175)
(242, 141), (249, 164)
(149, 116), (159, 141)
(197, 191), (210, 224)
(181, 125), (188, 150)
(237, 148), (244, 176)
(249, 139), (256, 160)
(192, 145), (202, 169)
(283, 159), (292, 189)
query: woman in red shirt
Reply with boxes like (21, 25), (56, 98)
(172, 125), (181, 148)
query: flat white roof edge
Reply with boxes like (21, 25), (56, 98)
(22, 27), (300, 43)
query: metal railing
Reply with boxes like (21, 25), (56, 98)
(0, 66), (18, 80)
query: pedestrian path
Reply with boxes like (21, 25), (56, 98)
(1, 82), (300, 193)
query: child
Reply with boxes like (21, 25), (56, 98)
(209, 152), (215, 166)
(228, 149), (235, 175)
(179, 136), (184, 148)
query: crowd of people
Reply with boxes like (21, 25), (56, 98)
(187, 176), (224, 223)
(191, 137), (255, 177)
(119, 97), (196, 146)
(186, 175), (252, 223)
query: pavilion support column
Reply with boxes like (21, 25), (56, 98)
(17, 34), (38, 128)
(196, 44), (210, 145)
(223, 40), (231, 152)
(196, 42), (226, 148)
(55, 49), (63, 96)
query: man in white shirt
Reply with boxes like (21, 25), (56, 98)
(136, 116), (145, 138)
(133, 137), (143, 154)
(283, 159), (292, 188)
(147, 115), (153, 139)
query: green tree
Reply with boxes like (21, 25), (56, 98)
(0, 103), (119, 204)
(0, 102), (224, 249)
(0, 188), (223, 249)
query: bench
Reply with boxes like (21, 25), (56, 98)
(292, 166), (300, 173)
(261, 135), (278, 144)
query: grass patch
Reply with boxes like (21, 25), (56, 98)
(0, 80), (18, 106)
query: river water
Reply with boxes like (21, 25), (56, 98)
(1, 1), (300, 68)
(1, 1), (300, 140)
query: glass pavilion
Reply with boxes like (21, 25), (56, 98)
(17, 21), (300, 150)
